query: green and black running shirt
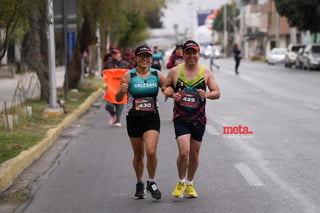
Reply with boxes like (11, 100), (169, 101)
(173, 64), (207, 125)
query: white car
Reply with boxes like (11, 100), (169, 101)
(266, 48), (287, 65)
(284, 44), (305, 68)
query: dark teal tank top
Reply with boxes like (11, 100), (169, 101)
(126, 68), (160, 114)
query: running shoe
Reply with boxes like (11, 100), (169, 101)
(108, 115), (116, 125)
(114, 122), (122, 127)
(172, 181), (186, 198)
(134, 182), (146, 199)
(185, 184), (198, 198)
(146, 181), (162, 200)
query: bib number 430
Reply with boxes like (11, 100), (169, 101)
(135, 97), (155, 111)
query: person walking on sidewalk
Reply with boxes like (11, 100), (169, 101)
(115, 45), (170, 200)
(233, 43), (242, 75)
(163, 40), (220, 198)
(103, 48), (129, 127)
(209, 44), (220, 71)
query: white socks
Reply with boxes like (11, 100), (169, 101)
(186, 179), (193, 185)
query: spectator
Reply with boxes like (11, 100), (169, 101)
(102, 48), (129, 127)
(151, 46), (164, 71)
(166, 44), (184, 69)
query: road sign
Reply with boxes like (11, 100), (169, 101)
(67, 32), (76, 62)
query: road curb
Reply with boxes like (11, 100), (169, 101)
(0, 88), (104, 193)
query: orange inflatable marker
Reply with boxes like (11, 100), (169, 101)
(103, 69), (129, 104)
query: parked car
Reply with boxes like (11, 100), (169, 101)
(199, 44), (213, 59)
(301, 44), (320, 70)
(284, 44), (305, 68)
(295, 47), (306, 69)
(200, 44), (223, 59)
(266, 48), (287, 65)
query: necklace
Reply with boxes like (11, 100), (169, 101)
(137, 69), (149, 76)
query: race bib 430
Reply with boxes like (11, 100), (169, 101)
(135, 97), (155, 111)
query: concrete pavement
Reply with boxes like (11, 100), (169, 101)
(0, 66), (65, 112)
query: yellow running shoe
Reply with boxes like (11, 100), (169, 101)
(172, 182), (186, 198)
(186, 184), (198, 198)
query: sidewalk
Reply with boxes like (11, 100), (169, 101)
(0, 66), (65, 112)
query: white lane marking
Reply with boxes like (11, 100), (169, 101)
(234, 163), (264, 187)
(206, 124), (220, 135)
(303, 103), (320, 110)
(236, 142), (318, 212)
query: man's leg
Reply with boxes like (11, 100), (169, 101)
(176, 134), (191, 180)
(187, 138), (202, 182)
(172, 134), (190, 198)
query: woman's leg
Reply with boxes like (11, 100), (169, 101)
(130, 137), (144, 181)
(105, 101), (115, 116)
(143, 130), (159, 179)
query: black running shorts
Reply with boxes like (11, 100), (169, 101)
(126, 113), (160, 137)
(173, 120), (205, 142)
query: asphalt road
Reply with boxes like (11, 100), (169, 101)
(10, 58), (320, 213)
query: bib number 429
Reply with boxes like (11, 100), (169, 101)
(179, 91), (199, 108)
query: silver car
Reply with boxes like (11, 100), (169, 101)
(266, 48), (287, 65)
(302, 44), (320, 70)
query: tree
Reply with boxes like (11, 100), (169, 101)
(0, 0), (28, 63)
(24, 0), (50, 101)
(1, 0), (166, 101)
(274, 0), (320, 42)
(212, 3), (239, 55)
(118, 0), (166, 48)
(213, 3), (239, 34)
(67, 0), (166, 89)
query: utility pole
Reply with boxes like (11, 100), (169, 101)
(290, 27), (297, 44)
(96, 25), (102, 77)
(63, 0), (69, 99)
(48, 0), (57, 108)
(45, 0), (64, 116)
(275, 12), (280, 47)
(173, 23), (178, 43)
(223, 4), (228, 57)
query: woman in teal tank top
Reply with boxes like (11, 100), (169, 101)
(115, 45), (172, 200)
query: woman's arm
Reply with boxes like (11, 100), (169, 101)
(115, 73), (130, 102)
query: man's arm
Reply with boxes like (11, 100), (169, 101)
(205, 69), (220, 100)
(197, 68), (220, 100)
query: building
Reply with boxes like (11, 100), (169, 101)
(239, 0), (298, 60)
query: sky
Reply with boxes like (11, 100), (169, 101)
(148, 0), (228, 48)
(161, 0), (228, 32)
